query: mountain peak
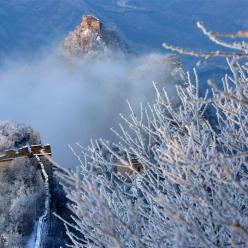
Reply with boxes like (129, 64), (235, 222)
(62, 15), (129, 57)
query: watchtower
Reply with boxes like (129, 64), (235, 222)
(82, 15), (101, 32)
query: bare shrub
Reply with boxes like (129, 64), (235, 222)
(58, 22), (248, 248)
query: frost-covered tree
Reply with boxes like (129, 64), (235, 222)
(58, 22), (248, 248)
(0, 121), (41, 152)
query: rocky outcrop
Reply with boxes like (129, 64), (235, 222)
(62, 15), (129, 57)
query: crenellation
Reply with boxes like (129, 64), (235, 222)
(31, 144), (43, 154)
(0, 145), (53, 176)
(5, 149), (17, 158)
(19, 146), (29, 156)
(43, 144), (52, 154)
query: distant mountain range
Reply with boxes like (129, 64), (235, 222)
(1, 0), (248, 59)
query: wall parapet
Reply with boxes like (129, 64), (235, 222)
(34, 155), (51, 248)
(0, 144), (52, 173)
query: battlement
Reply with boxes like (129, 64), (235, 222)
(0, 144), (51, 159)
(0, 144), (52, 173)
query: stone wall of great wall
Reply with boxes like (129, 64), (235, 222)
(0, 144), (52, 175)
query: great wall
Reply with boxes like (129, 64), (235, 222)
(0, 144), (53, 248)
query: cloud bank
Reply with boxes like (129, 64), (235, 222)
(0, 50), (182, 167)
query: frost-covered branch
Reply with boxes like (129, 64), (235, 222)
(164, 21), (248, 58)
(196, 22), (248, 53)
(163, 43), (248, 58)
(58, 22), (248, 248)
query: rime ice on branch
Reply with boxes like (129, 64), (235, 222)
(58, 21), (248, 248)
(163, 21), (248, 58)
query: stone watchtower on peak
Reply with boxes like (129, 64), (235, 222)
(62, 15), (130, 57)
(82, 15), (101, 32)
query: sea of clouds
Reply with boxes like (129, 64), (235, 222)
(0, 49), (182, 167)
